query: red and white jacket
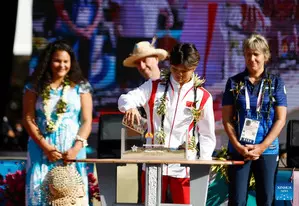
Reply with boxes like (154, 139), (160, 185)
(118, 75), (216, 178)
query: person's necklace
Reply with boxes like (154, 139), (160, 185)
(41, 77), (70, 133)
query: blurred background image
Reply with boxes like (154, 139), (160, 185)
(1, 0), (299, 158)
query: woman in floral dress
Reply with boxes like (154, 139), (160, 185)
(23, 40), (93, 205)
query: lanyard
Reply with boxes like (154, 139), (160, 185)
(245, 79), (264, 113)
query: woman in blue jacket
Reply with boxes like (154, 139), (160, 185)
(222, 34), (287, 206)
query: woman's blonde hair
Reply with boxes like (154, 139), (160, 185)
(243, 34), (271, 62)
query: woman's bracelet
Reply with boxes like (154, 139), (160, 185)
(75, 135), (88, 147)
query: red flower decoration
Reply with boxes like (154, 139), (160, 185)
(87, 172), (101, 202)
(0, 169), (26, 206)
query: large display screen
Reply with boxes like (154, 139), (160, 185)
(27, 0), (299, 148)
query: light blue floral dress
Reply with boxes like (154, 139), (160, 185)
(24, 82), (92, 206)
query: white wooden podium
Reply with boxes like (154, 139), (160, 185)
(70, 158), (244, 206)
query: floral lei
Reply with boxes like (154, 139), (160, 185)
(41, 77), (70, 133)
(230, 72), (273, 133)
(155, 68), (205, 151)
(230, 81), (244, 125)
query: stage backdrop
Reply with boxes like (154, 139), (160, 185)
(28, 0), (299, 149)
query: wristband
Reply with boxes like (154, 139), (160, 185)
(75, 135), (88, 147)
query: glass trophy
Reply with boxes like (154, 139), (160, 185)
(122, 115), (147, 134)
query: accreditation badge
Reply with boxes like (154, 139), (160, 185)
(240, 118), (260, 144)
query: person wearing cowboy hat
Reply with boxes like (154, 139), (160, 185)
(122, 37), (168, 121)
(122, 38), (170, 203)
(123, 37), (168, 81)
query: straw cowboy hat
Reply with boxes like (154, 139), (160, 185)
(123, 37), (168, 67)
(43, 165), (88, 206)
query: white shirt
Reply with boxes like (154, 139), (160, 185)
(118, 75), (216, 178)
